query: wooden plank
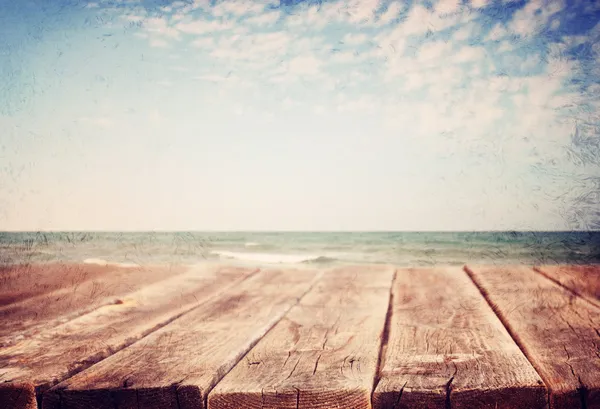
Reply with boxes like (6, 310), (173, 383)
(41, 268), (320, 409)
(0, 383), (37, 409)
(465, 265), (600, 409)
(534, 264), (600, 308)
(208, 265), (395, 409)
(0, 265), (256, 403)
(0, 263), (190, 342)
(373, 267), (547, 409)
(0, 263), (116, 305)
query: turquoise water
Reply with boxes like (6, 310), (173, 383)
(0, 231), (598, 267)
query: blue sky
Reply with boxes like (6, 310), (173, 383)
(0, 0), (599, 231)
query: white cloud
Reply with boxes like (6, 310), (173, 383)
(345, 0), (380, 24)
(453, 24), (473, 41)
(378, 22), (584, 180)
(343, 33), (368, 45)
(191, 37), (214, 48)
(286, 5), (331, 29)
(176, 19), (233, 35)
(86, 2), (100, 8)
(452, 46), (486, 63)
(400, 3), (474, 36)
(374, 25), (407, 60)
(487, 23), (507, 41)
(497, 40), (514, 52)
(123, 15), (145, 22)
(417, 40), (453, 65)
(246, 11), (280, 26)
(336, 95), (378, 113)
(403, 71), (425, 91)
(209, 32), (290, 65)
(470, 0), (489, 8)
(187, 0), (211, 11)
(508, 0), (564, 37)
(520, 54), (541, 72)
(331, 51), (365, 64)
(288, 55), (321, 76)
(435, 0), (462, 15)
(171, 13), (185, 22)
(378, 2), (402, 25)
(212, 0), (265, 17)
(144, 17), (180, 39)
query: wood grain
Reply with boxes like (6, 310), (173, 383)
(534, 264), (600, 308)
(0, 265), (255, 402)
(0, 263), (189, 343)
(42, 268), (320, 409)
(373, 267), (547, 409)
(0, 263), (115, 305)
(208, 265), (395, 409)
(0, 383), (37, 409)
(466, 265), (600, 409)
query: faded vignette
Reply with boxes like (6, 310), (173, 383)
(0, 2), (599, 409)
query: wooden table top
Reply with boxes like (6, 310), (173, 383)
(1, 262), (598, 409)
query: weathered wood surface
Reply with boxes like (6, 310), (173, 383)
(0, 265), (256, 399)
(465, 265), (600, 409)
(208, 265), (395, 409)
(0, 382), (37, 409)
(42, 268), (320, 409)
(0, 263), (116, 305)
(534, 264), (600, 308)
(373, 267), (547, 409)
(0, 263), (189, 342)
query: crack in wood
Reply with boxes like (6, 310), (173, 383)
(285, 357), (301, 380)
(312, 353), (322, 376)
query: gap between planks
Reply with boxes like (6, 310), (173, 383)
(207, 265), (396, 409)
(1, 266), (263, 408)
(198, 269), (325, 409)
(463, 264), (551, 406)
(532, 265), (600, 309)
(5, 264), (596, 409)
(370, 269), (397, 405)
(373, 266), (546, 409)
(464, 265), (600, 409)
(41, 268), (323, 409)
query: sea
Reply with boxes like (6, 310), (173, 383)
(0, 231), (599, 268)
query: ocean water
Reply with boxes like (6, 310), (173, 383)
(0, 231), (599, 268)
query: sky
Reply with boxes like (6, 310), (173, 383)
(0, 0), (599, 231)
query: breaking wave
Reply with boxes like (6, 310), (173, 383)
(210, 251), (337, 264)
(83, 258), (140, 268)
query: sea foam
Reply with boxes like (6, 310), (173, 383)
(83, 258), (140, 268)
(211, 250), (334, 264)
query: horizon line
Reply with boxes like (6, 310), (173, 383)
(1, 230), (599, 234)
